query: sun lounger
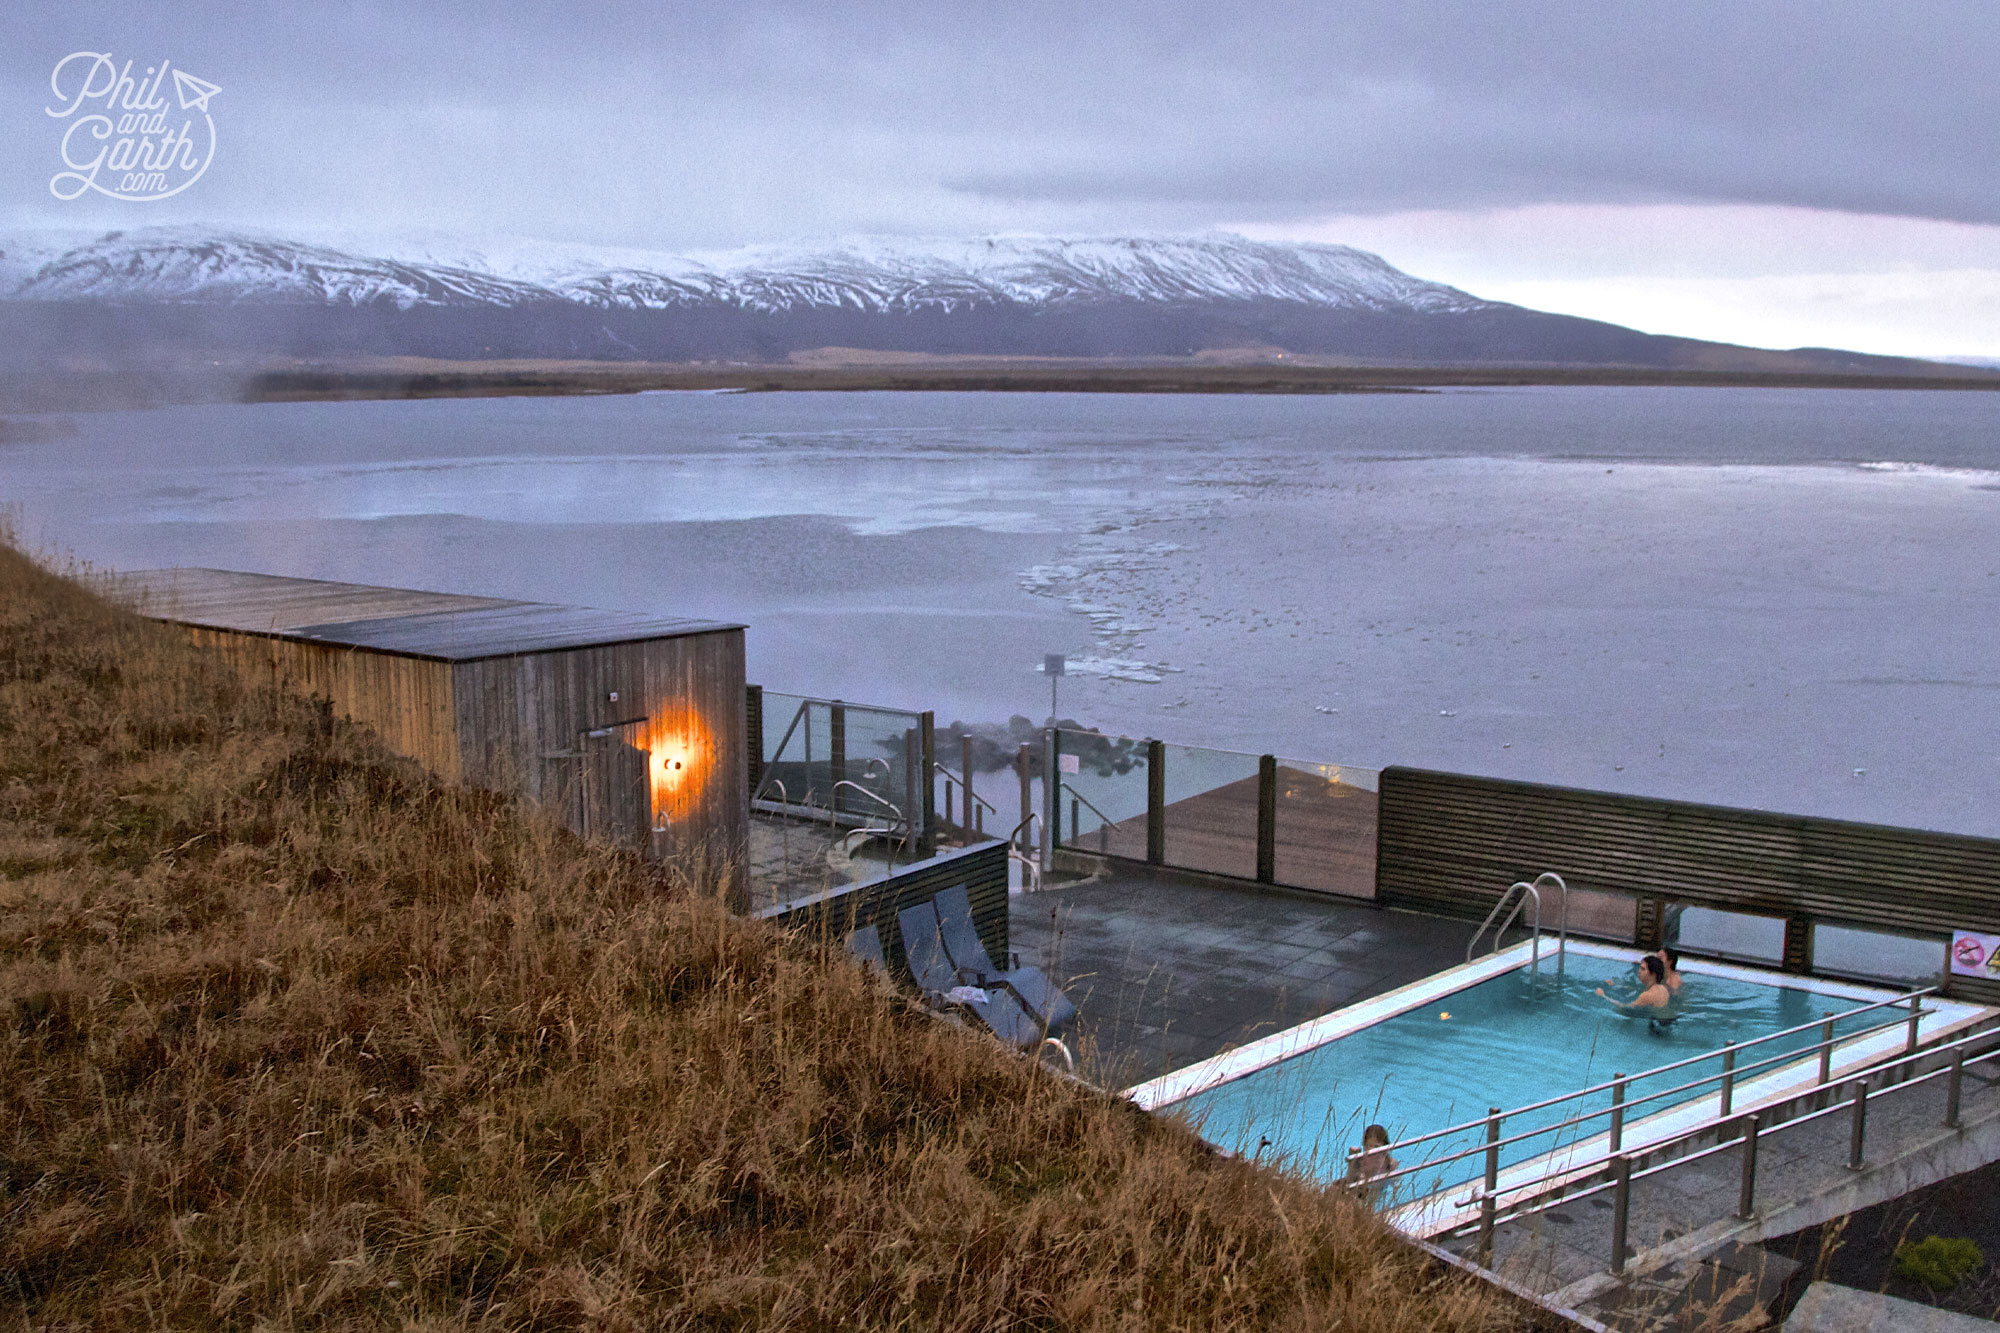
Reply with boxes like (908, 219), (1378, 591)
(845, 924), (887, 975)
(895, 897), (1046, 1050)
(895, 900), (960, 998)
(931, 884), (1077, 1034)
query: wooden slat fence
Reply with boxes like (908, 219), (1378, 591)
(1377, 767), (2000, 1005)
(755, 839), (1010, 983)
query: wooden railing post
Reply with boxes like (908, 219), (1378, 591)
(1848, 1082), (1868, 1170)
(829, 701), (846, 814)
(1146, 739), (1166, 864)
(745, 683), (764, 798)
(919, 710), (936, 854)
(1609, 1074), (1626, 1153)
(1256, 754), (1277, 883)
(1016, 743), (1032, 855)
(962, 732), (976, 837)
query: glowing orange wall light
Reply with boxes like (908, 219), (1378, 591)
(641, 713), (712, 821)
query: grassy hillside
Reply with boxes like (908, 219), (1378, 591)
(0, 547), (1525, 1330)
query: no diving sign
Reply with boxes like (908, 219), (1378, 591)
(1950, 931), (2000, 978)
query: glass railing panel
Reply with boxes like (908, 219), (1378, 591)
(1051, 728), (1150, 858)
(1271, 757), (1380, 898)
(836, 704), (924, 827)
(755, 695), (923, 829)
(1158, 742), (1261, 879)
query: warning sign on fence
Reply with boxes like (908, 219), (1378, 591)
(1949, 931), (2000, 978)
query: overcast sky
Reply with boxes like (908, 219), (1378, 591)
(6, 1), (1998, 356)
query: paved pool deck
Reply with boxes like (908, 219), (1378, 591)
(1007, 865), (1484, 1089)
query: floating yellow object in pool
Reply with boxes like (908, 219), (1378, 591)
(1439, 1011), (1451, 1020)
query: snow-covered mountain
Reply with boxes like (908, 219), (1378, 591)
(1, 226), (1974, 377)
(0, 226), (1496, 316)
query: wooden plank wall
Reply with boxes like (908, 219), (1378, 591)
(178, 627), (461, 780)
(1377, 766), (2000, 1005)
(452, 629), (747, 888)
(756, 840), (1010, 982)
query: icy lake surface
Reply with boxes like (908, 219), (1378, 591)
(3, 385), (1996, 835)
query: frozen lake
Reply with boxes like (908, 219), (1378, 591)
(3, 385), (1996, 836)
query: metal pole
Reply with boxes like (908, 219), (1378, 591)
(1609, 1075), (1626, 1153)
(1720, 1046), (1736, 1118)
(1906, 993), (1922, 1057)
(1478, 1107), (1501, 1262)
(1848, 1082), (1868, 1170)
(1818, 1019), (1834, 1087)
(1737, 1115), (1760, 1219)
(1946, 1047), (1964, 1129)
(1610, 1155), (1631, 1275)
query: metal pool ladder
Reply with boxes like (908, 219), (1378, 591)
(1466, 871), (1570, 979)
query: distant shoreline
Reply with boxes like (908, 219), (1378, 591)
(7, 359), (2000, 414)
(237, 361), (2000, 405)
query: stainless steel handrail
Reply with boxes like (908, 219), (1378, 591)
(1467, 881), (1543, 976)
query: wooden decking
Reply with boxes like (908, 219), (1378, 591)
(1068, 766), (1379, 898)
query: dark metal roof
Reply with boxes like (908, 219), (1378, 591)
(114, 568), (741, 662)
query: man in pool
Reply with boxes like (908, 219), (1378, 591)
(1597, 955), (1672, 1011)
(1653, 946), (1684, 995)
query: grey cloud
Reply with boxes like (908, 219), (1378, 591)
(2, 0), (1994, 242)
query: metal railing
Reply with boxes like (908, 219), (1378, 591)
(1466, 872), (1570, 980)
(1063, 786), (1122, 855)
(937, 766), (1000, 839)
(1356, 985), (1942, 1256)
(1007, 813), (1044, 893)
(1450, 1016), (2000, 1274)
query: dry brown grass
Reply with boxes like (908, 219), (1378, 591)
(0, 547), (1534, 1330)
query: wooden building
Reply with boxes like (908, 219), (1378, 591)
(118, 568), (747, 898)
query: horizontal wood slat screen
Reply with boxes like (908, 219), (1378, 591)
(757, 839), (1010, 982)
(1377, 767), (2000, 1004)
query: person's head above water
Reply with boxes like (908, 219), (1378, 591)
(1639, 955), (1666, 984)
(1361, 1124), (1390, 1149)
(1656, 946), (1680, 970)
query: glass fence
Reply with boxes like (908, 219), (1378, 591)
(1052, 728), (1382, 898)
(756, 692), (927, 833)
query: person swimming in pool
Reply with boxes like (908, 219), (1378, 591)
(1597, 955), (1672, 1011)
(1653, 946), (1683, 995)
(1345, 1124), (1398, 1202)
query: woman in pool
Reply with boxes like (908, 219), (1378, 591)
(1597, 955), (1672, 1011)
(1345, 1124), (1398, 1201)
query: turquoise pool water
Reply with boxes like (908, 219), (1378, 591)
(1167, 963), (1887, 1196)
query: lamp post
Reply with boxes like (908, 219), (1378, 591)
(1044, 653), (1065, 724)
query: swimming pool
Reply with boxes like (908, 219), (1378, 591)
(1130, 940), (1986, 1229)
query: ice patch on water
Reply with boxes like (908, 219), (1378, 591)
(1036, 656), (1182, 685)
(1855, 461), (2000, 485)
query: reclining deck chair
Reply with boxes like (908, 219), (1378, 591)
(895, 898), (1042, 1050)
(931, 884), (1077, 1036)
(845, 924), (888, 976)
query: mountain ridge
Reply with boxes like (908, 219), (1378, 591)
(1, 226), (1988, 379)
